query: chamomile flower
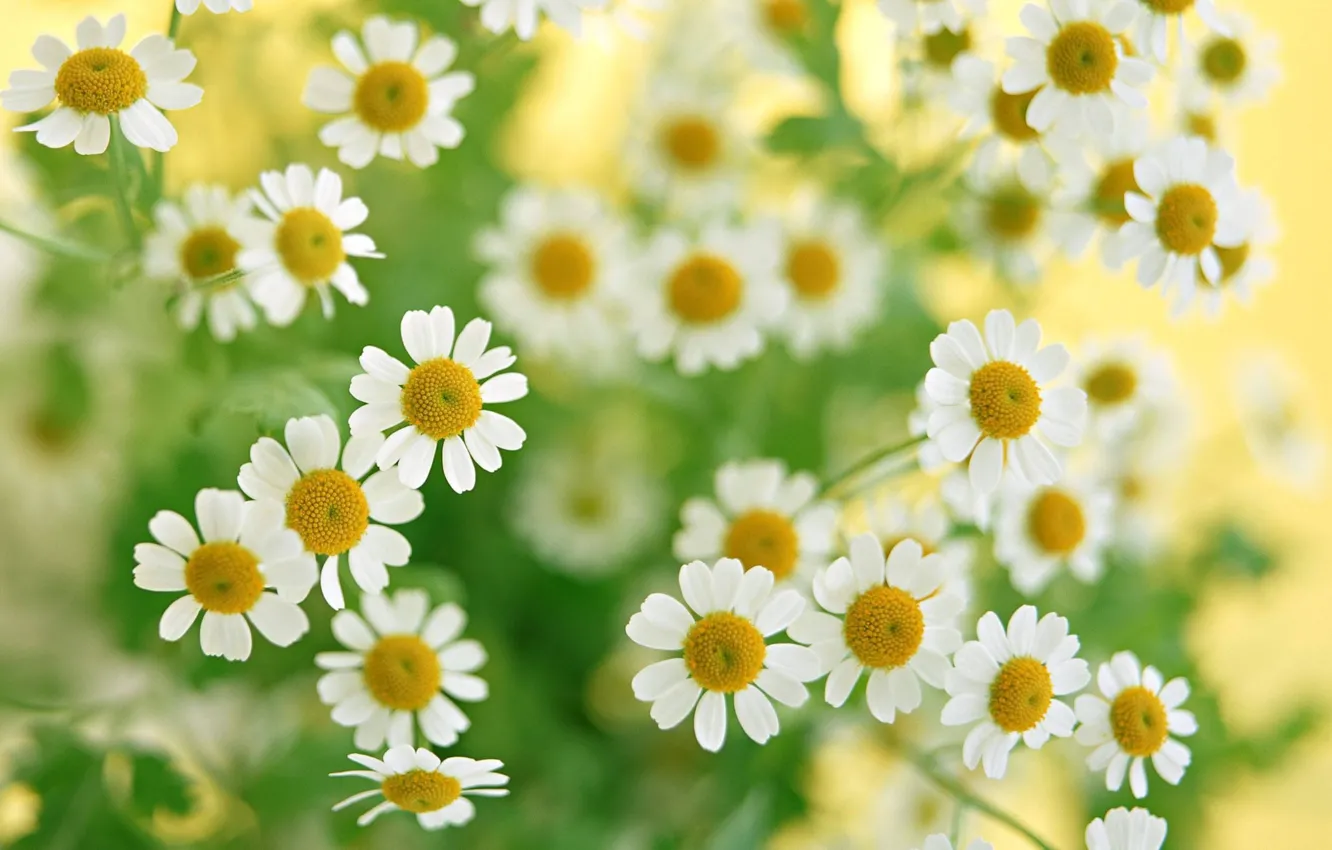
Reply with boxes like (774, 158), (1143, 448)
(1174, 188), (1277, 319)
(995, 477), (1114, 595)
(303, 17), (473, 170)
(1235, 353), (1324, 490)
(133, 489), (315, 661)
(789, 534), (963, 722)
(879, 0), (987, 35)
(674, 459), (837, 584)
(865, 495), (973, 604)
(461, 0), (606, 40)
(331, 745), (507, 831)
(924, 309), (1087, 494)
(1074, 337), (1174, 439)
(949, 56), (1056, 191)
(2, 15), (203, 155)
(954, 146), (1060, 282)
(1085, 807), (1167, 850)
(348, 306), (528, 493)
(1047, 114), (1151, 267)
(176, 0), (252, 13)
(1180, 11), (1278, 108)
(238, 164), (382, 325)
(1127, 0), (1225, 65)
(317, 590), (488, 750)
(942, 605), (1090, 778)
(1075, 652), (1196, 798)
(237, 415), (423, 610)
(627, 558), (820, 751)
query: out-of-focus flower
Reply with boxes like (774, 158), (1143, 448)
(0, 150), (47, 347)
(864, 495), (974, 604)
(1074, 336), (1175, 441)
(1174, 187), (1278, 319)
(461, 0), (608, 40)
(1179, 10), (1279, 108)
(994, 476), (1115, 595)
(949, 55), (1056, 190)
(879, 0), (987, 35)
(1126, 0), (1224, 64)
(1234, 353), (1325, 490)
(1048, 114), (1151, 268)
(912, 836), (993, 850)
(177, 0), (252, 14)
(332, 745), (508, 830)
(954, 146), (1060, 282)
(1085, 807), (1167, 850)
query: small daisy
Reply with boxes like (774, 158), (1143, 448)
(317, 589), (488, 750)
(1074, 337), (1174, 439)
(949, 55), (1056, 191)
(1235, 353), (1325, 490)
(1003, 0), (1154, 139)
(144, 185), (257, 342)
(871, 761), (963, 850)
(1180, 11), (1279, 108)
(994, 477), (1115, 595)
(924, 309), (1087, 494)
(238, 164), (382, 326)
(789, 534), (963, 722)
(133, 488), (316, 661)
(941, 605), (1090, 778)
(865, 495), (974, 604)
(237, 415), (423, 610)
(1128, 0), (1225, 65)
(879, 0), (987, 35)
(348, 306), (528, 493)
(1075, 651), (1196, 798)
(627, 558), (821, 751)
(332, 745), (507, 831)
(955, 146), (1064, 282)
(1174, 187), (1277, 319)
(904, 6), (990, 101)
(2, 15), (203, 155)
(674, 459), (837, 584)
(464, 0), (608, 39)
(303, 17), (474, 170)
(177, 0), (252, 13)
(1085, 807), (1167, 850)
(1047, 114), (1151, 268)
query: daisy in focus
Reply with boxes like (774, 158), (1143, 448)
(1128, 0), (1224, 64)
(176, 0), (252, 13)
(1180, 10), (1279, 108)
(879, 0), (987, 35)
(461, 0), (607, 40)
(332, 745), (507, 831)
(954, 147), (1060, 283)
(949, 56), (1056, 191)
(994, 477), (1115, 595)
(2, 14), (203, 155)
(627, 558), (821, 751)
(1085, 807), (1167, 850)
(1074, 337), (1174, 439)
(1047, 115), (1151, 268)
(1174, 187), (1277, 319)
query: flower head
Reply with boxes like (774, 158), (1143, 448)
(332, 745), (507, 831)
(1128, 0), (1225, 64)
(995, 477), (1115, 595)
(1179, 10), (1279, 108)
(1085, 807), (1167, 850)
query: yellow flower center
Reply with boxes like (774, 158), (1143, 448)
(285, 469), (370, 556)
(1085, 361), (1138, 406)
(1046, 22), (1119, 95)
(660, 116), (721, 173)
(682, 612), (766, 693)
(569, 491), (607, 522)
(989, 656), (1053, 733)
(880, 535), (937, 559)
(1026, 489), (1087, 555)
(380, 769), (461, 814)
(1092, 159), (1141, 226)
(924, 26), (973, 68)
(1155, 184), (1218, 256)
(969, 360), (1043, 440)
(1215, 242), (1250, 283)
(179, 226), (241, 281)
(1141, 0), (1193, 13)
(54, 47), (147, 115)
(786, 240), (841, 300)
(275, 207), (345, 284)
(842, 585), (925, 669)
(1185, 111), (1217, 142)
(985, 185), (1043, 241)
(724, 509), (800, 579)
(1109, 685), (1169, 757)
(1201, 37), (1247, 85)
(667, 254), (743, 324)
(354, 61), (430, 133)
(763, 0), (808, 33)
(991, 86), (1041, 142)
(400, 357), (484, 442)
(363, 634), (443, 711)
(531, 233), (595, 300)
(185, 541), (265, 615)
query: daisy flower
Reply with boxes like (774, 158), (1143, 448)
(332, 745), (507, 831)
(1075, 651), (1196, 798)
(1127, 0), (1224, 65)
(1047, 114), (1151, 268)
(177, 0), (252, 13)
(461, 0), (607, 40)
(317, 590), (488, 750)
(954, 145), (1063, 283)
(238, 164), (382, 325)
(871, 760), (963, 850)
(1174, 187), (1277, 319)
(789, 534), (963, 722)
(941, 605), (1090, 778)
(627, 558), (820, 751)
(237, 414), (423, 610)
(133, 489), (315, 661)
(1180, 10), (1279, 108)
(2, 14), (202, 155)
(303, 17), (474, 170)
(674, 459), (837, 584)
(1003, 0), (1154, 139)
(1234, 353), (1325, 490)
(879, 0), (987, 35)
(865, 495), (974, 604)
(143, 185), (257, 342)
(348, 306), (528, 493)
(1074, 336), (1174, 439)
(949, 56), (1056, 191)
(994, 477), (1115, 596)
(1086, 807), (1167, 850)
(924, 309), (1087, 495)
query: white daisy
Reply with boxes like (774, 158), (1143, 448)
(2, 14), (203, 155)
(1173, 187), (1277, 319)
(177, 0), (252, 13)
(237, 414), (423, 610)
(1127, 0), (1225, 65)
(1047, 113), (1151, 268)
(994, 477), (1115, 595)
(941, 466), (995, 531)
(949, 55), (1056, 191)
(905, 6), (990, 102)
(674, 459), (837, 585)
(348, 305), (528, 493)
(865, 495), (974, 604)
(879, 0), (987, 35)
(1003, 0), (1154, 139)
(317, 589), (488, 750)
(238, 164), (382, 326)
(132, 488), (315, 661)
(1085, 807), (1167, 850)
(870, 760), (963, 850)
(1234, 353), (1324, 491)
(1073, 336), (1174, 440)
(1174, 75), (1225, 144)
(461, 0), (607, 40)
(1075, 651), (1196, 798)
(954, 145), (1061, 283)
(1179, 10), (1279, 108)
(924, 309), (1087, 495)
(332, 745), (507, 831)
(789, 534), (963, 722)
(913, 837), (993, 850)
(627, 558), (821, 751)
(941, 605), (1090, 778)
(303, 17), (473, 170)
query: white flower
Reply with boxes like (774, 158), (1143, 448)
(1047, 114), (1151, 268)
(237, 415), (423, 610)
(348, 306), (528, 493)
(1075, 652), (1196, 798)
(954, 145), (1062, 282)
(908, 380), (950, 474)
(789, 534), (963, 722)
(865, 495), (974, 604)
(238, 164), (382, 326)
(1003, 0), (1154, 139)
(177, 0), (252, 13)
(949, 55), (1056, 191)
(1073, 336), (1175, 440)
(995, 477), (1114, 595)
(1179, 10), (1279, 108)
(461, 0), (606, 40)
(332, 745), (507, 831)
(913, 837), (993, 850)
(941, 467), (995, 531)
(627, 558), (821, 751)
(1085, 807), (1167, 850)
(133, 489), (315, 661)
(1127, 0), (1224, 65)
(941, 605), (1090, 778)
(870, 760), (962, 850)
(879, 0), (987, 35)
(1234, 353), (1324, 491)
(924, 309), (1087, 495)
(701, 0), (810, 76)
(2, 14), (203, 155)
(303, 17), (473, 170)
(317, 590), (488, 750)
(1173, 187), (1277, 319)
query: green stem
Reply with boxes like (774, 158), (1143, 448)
(0, 219), (112, 262)
(903, 748), (1060, 850)
(167, 3), (183, 39)
(950, 797), (966, 845)
(153, 4), (184, 200)
(821, 435), (925, 499)
(107, 119), (141, 249)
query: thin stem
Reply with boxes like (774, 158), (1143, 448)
(107, 119), (141, 249)
(153, 5), (184, 200)
(903, 747), (1060, 850)
(821, 435), (925, 499)
(0, 219), (111, 262)
(950, 797), (966, 845)
(167, 3), (183, 39)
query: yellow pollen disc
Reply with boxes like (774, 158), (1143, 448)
(1093, 159), (1142, 226)
(1214, 242), (1249, 283)
(400, 357), (483, 442)
(275, 207), (345, 285)
(284, 469), (370, 556)
(989, 656), (1054, 733)
(969, 360), (1043, 440)
(786, 240), (841, 300)
(54, 48), (147, 115)
(1026, 489), (1087, 555)
(985, 185), (1043, 241)
(1109, 685), (1169, 757)
(991, 86), (1041, 142)
(1185, 111), (1217, 141)
(763, 0), (808, 33)
(1119, 475), (1145, 503)
(569, 491), (607, 522)
(924, 27), (973, 68)
(1142, 0), (1193, 13)
(1201, 37), (1246, 85)
(682, 612), (766, 693)
(364, 634), (443, 711)
(380, 770), (461, 814)
(842, 585), (925, 669)
(724, 509), (800, 579)
(1155, 184), (1218, 256)
(660, 116), (721, 172)
(668, 254), (743, 324)
(1085, 361), (1138, 406)
(353, 61), (430, 133)
(1046, 22), (1119, 94)
(531, 233), (595, 300)
(184, 541), (265, 615)
(880, 535), (937, 559)
(180, 226), (241, 281)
